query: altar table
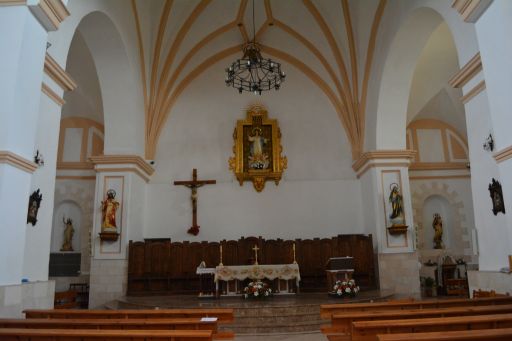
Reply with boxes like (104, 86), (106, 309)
(214, 264), (301, 295)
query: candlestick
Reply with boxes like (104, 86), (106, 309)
(293, 243), (297, 264)
(219, 244), (223, 266)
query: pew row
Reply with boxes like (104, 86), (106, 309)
(352, 313), (512, 341)
(23, 308), (234, 324)
(320, 296), (512, 319)
(0, 328), (213, 340)
(376, 327), (512, 341)
(0, 318), (234, 339)
(321, 304), (512, 339)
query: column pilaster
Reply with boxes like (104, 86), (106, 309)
(355, 150), (420, 295)
(88, 155), (153, 307)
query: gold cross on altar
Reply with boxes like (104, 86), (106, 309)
(252, 245), (260, 265)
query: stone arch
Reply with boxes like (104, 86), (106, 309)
(51, 5), (145, 157)
(411, 182), (472, 259)
(368, 2), (479, 151)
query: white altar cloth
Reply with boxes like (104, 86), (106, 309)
(214, 264), (301, 286)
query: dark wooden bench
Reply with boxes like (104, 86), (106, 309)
(0, 317), (234, 339)
(23, 308), (234, 324)
(320, 296), (512, 319)
(321, 304), (512, 340)
(352, 313), (512, 341)
(0, 328), (213, 340)
(377, 327), (512, 341)
(53, 290), (79, 309)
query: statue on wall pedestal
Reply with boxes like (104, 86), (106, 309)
(433, 213), (444, 249)
(388, 183), (404, 225)
(60, 216), (74, 252)
(101, 189), (119, 231)
(99, 189), (121, 242)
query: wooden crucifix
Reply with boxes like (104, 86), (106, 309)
(174, 169), (216, 236)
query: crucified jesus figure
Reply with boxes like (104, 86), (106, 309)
(174, 169), (216, 236)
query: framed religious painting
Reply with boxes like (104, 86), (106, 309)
(229, 105), (287, 192)
(489, 178), (505, 215)
(27, 189), (42, 226)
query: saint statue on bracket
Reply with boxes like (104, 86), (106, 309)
(432, 213), (444, 249)
(99, 189), (120, 241)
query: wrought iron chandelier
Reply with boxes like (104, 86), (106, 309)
(225, 0), (285, 95)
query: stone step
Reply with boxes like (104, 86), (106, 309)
(222, 319), (325, 334)
(235, 315), (324, 324)
(234, 305), (320, 317)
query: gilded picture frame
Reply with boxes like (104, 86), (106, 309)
(229, 105), (287, 192)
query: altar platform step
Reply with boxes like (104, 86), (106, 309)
(108, 290), (394, 334)
(226, 304), (325, 334)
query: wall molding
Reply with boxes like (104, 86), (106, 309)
(352, 150), (417, 173)
(494, 145), (512, 163)
(461, 80), (486, 104)
(410, 162), (469, 171)
(452, 0), (493, 23)
(95, 167), (150, 183)
(0, 150), (37, 173)
(28, 0), (69, 31)
(449, 52), (482, 88)
(410, 174), (471, 180)
(57, 162), (94, 170)
(90, 155), (154, 177)
(44, 53), (77, 91)
(0, 0), (26, 5)
(41, 83), (65, 106)
(56, 175), (96, 181)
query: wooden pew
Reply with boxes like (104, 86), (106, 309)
(0, 328), (213, 340)
(321, 304), (512, 340)
(473, 289), (510, 298)
(320, 296), (512, 319)
(23, 308), (234, 324)
(352, 313), (512, 341)
(377, 327), (512, 341)
(53, 290), (78, 309)
(0, 317), (234, 339)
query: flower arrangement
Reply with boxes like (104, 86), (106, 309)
(332, 279), (360, 297)
(243, 281), (272, 299)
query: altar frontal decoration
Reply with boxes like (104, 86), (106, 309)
(331, 279), (360, 298)
(244, 281), (272, 299)
(229, 105), (287, 192)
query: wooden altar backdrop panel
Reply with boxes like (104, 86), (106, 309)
(127, 234), (375, 295)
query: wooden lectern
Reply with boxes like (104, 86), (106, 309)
(325, 257), (354, 292)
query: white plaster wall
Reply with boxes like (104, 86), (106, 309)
(0, 5), (48, 285)
(126, 174), (145, 243)
(465, 90), (508, 270)
(144, 59), (363, 241)
(61, 31), (103, 122)
(23, 91), (62, 282)
(0, 5), (47, 157)
(475, 1), (512, 263)
(407, 22), (465, 134)
(0, 165), (31, 285)
(476, 1), (512, 151)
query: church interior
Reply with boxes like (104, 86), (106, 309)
(1, 0), (512, 340)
